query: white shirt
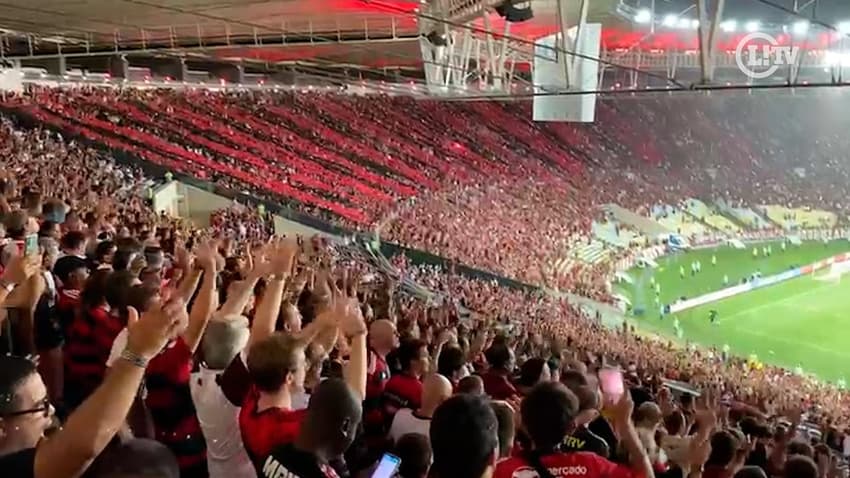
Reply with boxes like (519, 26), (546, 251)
(387, 408), (430, 443)
(190, 365), (256, 478)
(106, 328), (128, 367)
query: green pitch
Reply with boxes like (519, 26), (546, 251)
(617, 240), (850, 384)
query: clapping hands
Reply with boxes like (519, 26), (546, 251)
(125, 298), (188, 360)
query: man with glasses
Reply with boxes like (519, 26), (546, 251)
(0, 298), (187, 478)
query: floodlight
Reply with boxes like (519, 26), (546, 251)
(720, 20), (737, 32)
(745, 20), (760, 32)
(677, 17), (691, 29)
(635, 9), (651, 24)
(792, 20), (809, 35)
(838, 21), (850, 34)
(662, 14), (678, 27)
(691, 19), (700, 29)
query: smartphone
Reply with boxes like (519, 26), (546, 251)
(599, 367), (625, 404)
(24, 234), (39, 256)
(371, 453), (401, 478)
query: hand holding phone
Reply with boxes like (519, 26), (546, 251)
(599, 367), (625, 405)
(24, 234), (39, 256)
(371, 453), (401, 478)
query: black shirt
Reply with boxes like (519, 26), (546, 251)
(262, 444), (339, 478)
(588, 416), (618, 454)
(0, 447), (36, 478)
(560, 426), (610, 458)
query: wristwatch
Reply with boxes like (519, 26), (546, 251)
(120, 348), (150, 369)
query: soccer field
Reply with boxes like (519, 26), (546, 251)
(618, 240), (850, 384)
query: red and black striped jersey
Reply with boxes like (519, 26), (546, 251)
(144, 337), (208, 475)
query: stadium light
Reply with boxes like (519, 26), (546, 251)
(662, 14), (678, 27)
(792, 20), (809, 35)
(635, 9), (652, 24)
(838, 21), (850, 34)
(677, 17), (691, 29)
(745, 20), (760, 32)
(720, 20), (737, 32)
(691, 19), (700, 29)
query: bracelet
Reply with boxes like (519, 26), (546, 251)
(120, 348), (150, 369)
(0, 278), (14, 292)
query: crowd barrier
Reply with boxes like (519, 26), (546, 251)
(668, 252), (850, 313)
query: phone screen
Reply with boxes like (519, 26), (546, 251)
(599, 368), (625, 404)
(371, 453), (401, 478)
(24, 234), (38, 256)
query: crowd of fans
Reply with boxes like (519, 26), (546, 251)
(5, 88), (850, 297)
(2, 87), (850, 478)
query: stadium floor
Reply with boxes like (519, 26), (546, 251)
(619, 240), (850, 384)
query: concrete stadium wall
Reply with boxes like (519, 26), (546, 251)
(153, 180), (334, 238)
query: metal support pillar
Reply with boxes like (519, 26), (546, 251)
(45, 57), (66, 76)
(108, 54), (129, 79)
(211, 63), (244, 84)
(696, 0), (724, 85)
(150, 58), (187, 81)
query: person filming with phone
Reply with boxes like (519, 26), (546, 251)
(493, 381), (653, 478)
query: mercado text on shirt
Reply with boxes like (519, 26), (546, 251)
(512, 465), (589, 478)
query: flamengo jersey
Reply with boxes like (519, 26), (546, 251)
(494, 451), (643, 478)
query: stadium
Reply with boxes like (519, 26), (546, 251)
(1, 0), (850, 477)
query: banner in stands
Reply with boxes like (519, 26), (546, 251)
(668, 253), (849, 313)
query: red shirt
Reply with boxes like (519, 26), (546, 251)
(383, 373), (423, 412)
(56, 287), (81, 336)
(494, 451), (643, 478)
(64, 306), (124, 407)
(364, 350), (391, 434)
(144, 337), (206, 473)
(366, 350), (390, 400)
(239, 386), (308, 469)
(481, 370), (518, 400)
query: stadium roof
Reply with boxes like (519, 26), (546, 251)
(0, 0), (626, 66)
(0, 0), (849, 87)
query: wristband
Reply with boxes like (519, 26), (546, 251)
(0, 279), (14, 292)
(120, 348), (150, 369)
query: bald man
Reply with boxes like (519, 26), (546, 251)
(366, 320), (397, 394)
(388, 373), (452, 443)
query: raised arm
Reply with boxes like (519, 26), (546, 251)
(181, 241), (220, 352)
(172, 243), (202, 304)
(611, 391), (655, 478)
(337, 283), (368, 401)
(219, 243), (275, 318)
(246, 238), (299, 350)
(34, 300), (186, 478)
(0, 252), (40, 311)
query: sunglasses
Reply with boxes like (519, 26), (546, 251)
(3, 396), (51, 418)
